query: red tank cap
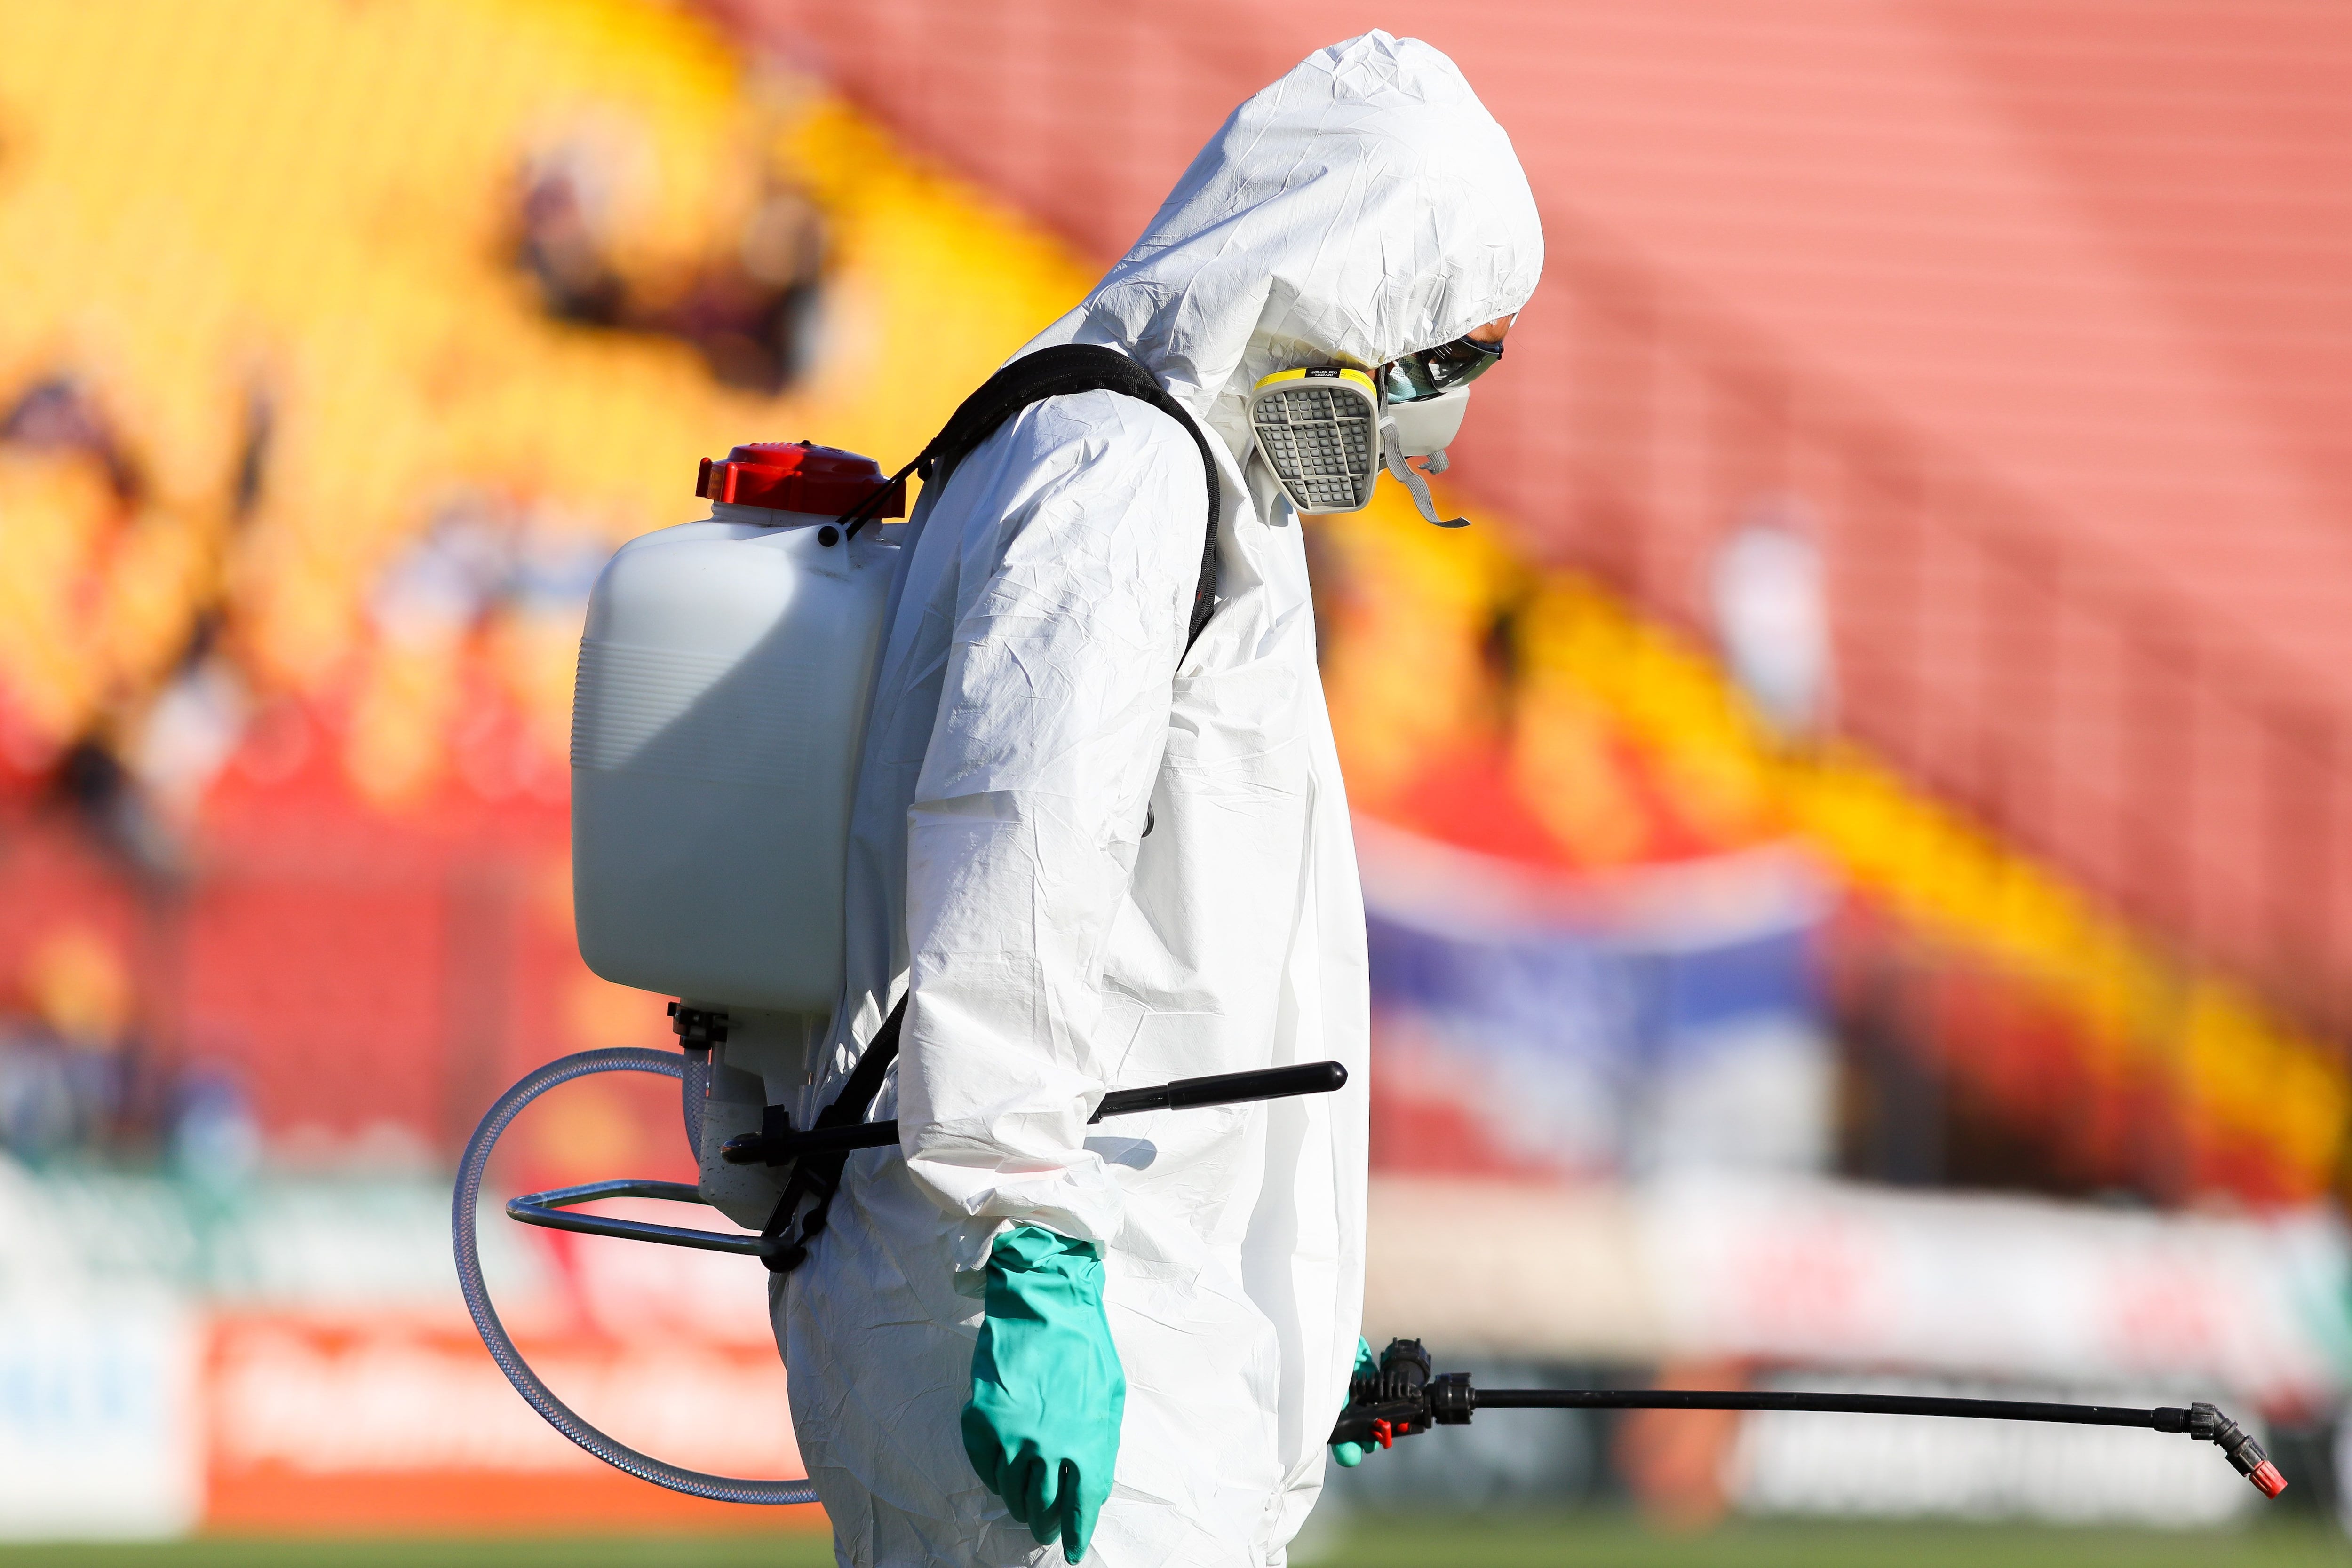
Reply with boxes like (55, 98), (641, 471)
(695, 441), (906, 518)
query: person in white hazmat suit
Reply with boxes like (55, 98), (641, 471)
(771, 31), (1542, 1568)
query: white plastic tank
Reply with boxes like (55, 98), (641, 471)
(570, 442), (904, 1014)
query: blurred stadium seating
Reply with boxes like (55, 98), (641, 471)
(0, 0), (2346, 1544)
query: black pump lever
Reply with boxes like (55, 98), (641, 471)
(720, 1060), (1349, 1167)
(715, 1067), (1345, 1166)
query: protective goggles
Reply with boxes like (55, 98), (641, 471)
(1378, 333), (1504, 404)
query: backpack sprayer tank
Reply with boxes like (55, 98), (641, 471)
(452, 440), (906, 1507)
(572, 441), (902, 1013)
(570, 442), (907, 1221)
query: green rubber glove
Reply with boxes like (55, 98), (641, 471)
(1331, 1336), (1380, 1467)
(961, 1225), (1126, 1563)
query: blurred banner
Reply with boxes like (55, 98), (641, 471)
(0, 1298), (201, 1539)
(1357, 818), (1835, 1181)
(205, 1315), (798, 1533)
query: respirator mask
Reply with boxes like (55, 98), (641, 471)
(1247, 331), (1504, 527)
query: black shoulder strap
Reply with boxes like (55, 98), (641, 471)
(818, 991), (908, 1132)
(843, 343), (1222, 650)
(761, 991), (907, 1274)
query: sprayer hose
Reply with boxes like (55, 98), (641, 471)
(451, 1046), (820, 1506)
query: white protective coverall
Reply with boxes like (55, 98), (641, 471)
(772, 30), (1542, 1568)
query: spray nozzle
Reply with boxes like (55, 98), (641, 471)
(2156, 1402), (2288, 1498)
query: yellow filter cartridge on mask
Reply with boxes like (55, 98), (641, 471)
(1248, 366), (1380, 514)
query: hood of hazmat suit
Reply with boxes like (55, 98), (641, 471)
(770, 31), (1541, 1567)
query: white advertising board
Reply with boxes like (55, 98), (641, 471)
(0, 1301), (203, 1539)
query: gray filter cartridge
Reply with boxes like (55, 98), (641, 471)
(1249, 366), (1381, 513)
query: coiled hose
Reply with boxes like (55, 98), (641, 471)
(451, 1046), (820, 1505)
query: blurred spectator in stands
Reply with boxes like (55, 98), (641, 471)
(369, 505), (514, 652)
(516, 151), (629, 328)
(1712, 497), (1834, 742)
(123, 383), (271, 823)
(516, 147), (828, 395)
(345, 496), (611, 805)
(170, 1066), (260, 1192)
(0, 1021), (84, 1163)
(0, 378), (142, 505)
(667, 179), (828, 392)
(0, 929), (135, 1164)
(0, 372), (261, 865)
(0, 379), (145, 814)
(129, 648), (249, 821)
(0, 927), (260, 1180)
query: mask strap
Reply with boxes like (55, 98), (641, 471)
(1380, 421), (1469, 528)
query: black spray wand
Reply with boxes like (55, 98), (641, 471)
(1333, 1338), (2287, 1500)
